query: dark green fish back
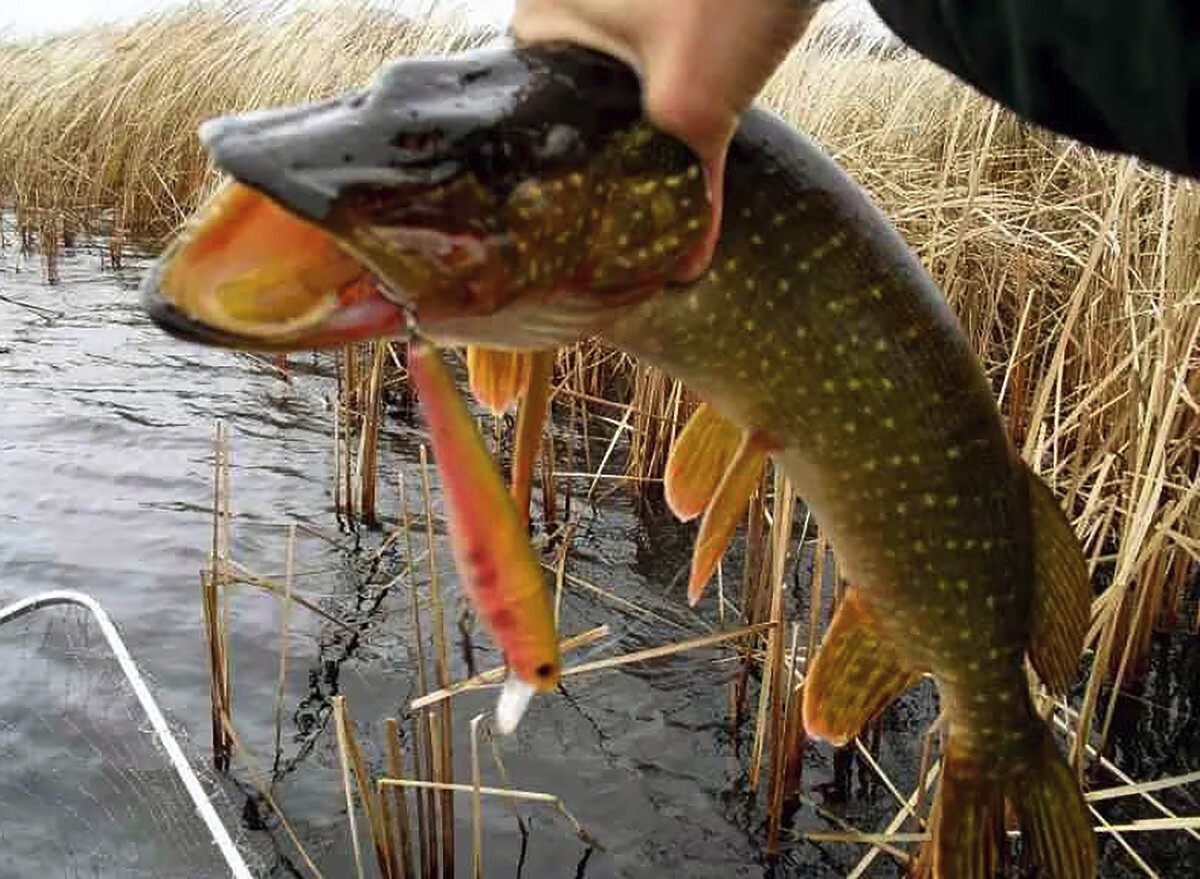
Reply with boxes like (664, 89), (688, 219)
(606, 107), (1038, 760)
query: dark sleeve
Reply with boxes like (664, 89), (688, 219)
(868, 1), (1200, 179)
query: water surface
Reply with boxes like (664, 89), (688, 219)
(0, 229), (1195, 876)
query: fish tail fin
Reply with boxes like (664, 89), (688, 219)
(916, 724), (1095, 879)
(915, 733), (1004, 879)
(1007, 724), (1097, 878)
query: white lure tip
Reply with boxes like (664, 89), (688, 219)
(494, 675), (537, 735)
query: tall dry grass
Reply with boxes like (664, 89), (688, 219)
(2, 5), (1198, 868)
(0, 2), (490, 237)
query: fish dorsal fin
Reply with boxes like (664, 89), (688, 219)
(466, 346), (533, 414)
(1024, 463), (1091, 694)
(665, 403), (744, 522)
(686, 429), (768, 605)
(801, 590), (921, 746)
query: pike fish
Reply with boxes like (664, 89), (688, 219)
(141, 42), (1096, 877)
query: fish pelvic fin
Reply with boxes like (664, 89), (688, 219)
(686, 429), (768, 606)
(466, 346), (534, 414)
(510, 351), (554, 528)
(916, 723), (1096, 879)
(664, 403), (743, 522)
(801, 590), (921, 746)
(1024, 463), (1091, 694)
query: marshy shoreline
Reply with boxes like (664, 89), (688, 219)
(1, 3), (1197, 876)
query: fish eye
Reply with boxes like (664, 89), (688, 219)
(535, 663), (555, 680)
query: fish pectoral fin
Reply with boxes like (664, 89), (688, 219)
(665, 403), (744, 522)
(510, 351), (554, 528)
(1024, 463), (1091, 694)
(801, 590), (921, 746)
(466, 346), (534, 414)
(918, 725), (1096, 879)
(686, 429), (768, 606)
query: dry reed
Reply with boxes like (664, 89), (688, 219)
(7, 4), (1197, 874)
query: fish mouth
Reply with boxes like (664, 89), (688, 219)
(140, 181), (410, 352)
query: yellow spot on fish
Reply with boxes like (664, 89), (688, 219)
(913, 540), (927, 554)
(726, 258), (739, 272)
(843, 421), (857, 434)
(869, 286), (883, 300)
(664, 174), (683, 189)
(686, 218), (702, 231)
(945, 496), (959, 509)
(617, 234), (629, 247)
(981, 539), (994, 551)
(956, 579), (970, 593)
(743, 318), (756, 332)
(874, 339), (889, 353)
(777, 279), (790, 293)
(880, 378), (895, 391)
(922, 493), (937, 508)
(773, 213), (787, 226)
(945, 538), (959, 550)
(847, 378), (862, 390)
(797, 261), (810, 273)
(863, 459), (878, 472)
(746, 278), (757, 291)
(796, 327), (808, 340)
(937, 578), (950, 593)
(687, 293), (701, 311)
(946, 446), (962, 460)
(822, 379), (836, 393)
(882, 417), (896, 430)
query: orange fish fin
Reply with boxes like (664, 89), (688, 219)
(510, 351), (554, 528)
(802, 591), (921, 746)
(466, 346), (533, 414)
(686, 431), (767, 605)
(665, 403), (743, 522)
(918, 724), (1095, 879)
(1024, 463), (1091, 694)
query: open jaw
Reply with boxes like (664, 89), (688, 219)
(140, 181), (412, 352)
(141, 179), (563, 731)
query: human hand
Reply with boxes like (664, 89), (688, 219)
(511, 0), (819, 166)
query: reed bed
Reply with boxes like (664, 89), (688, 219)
(4, 3), (1198, 874)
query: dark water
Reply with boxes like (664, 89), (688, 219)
(0, 228), (1196, 877)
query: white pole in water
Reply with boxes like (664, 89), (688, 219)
(0, 589), (255, 879)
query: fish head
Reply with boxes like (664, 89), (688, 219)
(142, 41), (714, 352)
